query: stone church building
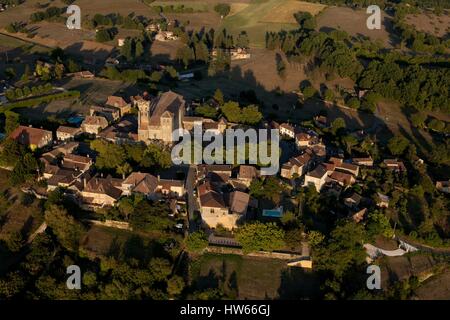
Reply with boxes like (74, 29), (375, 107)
(137, 91), (185, 144)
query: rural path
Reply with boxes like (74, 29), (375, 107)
(186, 164), (200, 233)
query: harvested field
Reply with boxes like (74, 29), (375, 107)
(260, 1), (327, 24)
(316, 7), (397, 47)
(229, 3), (250, 16)
(405, 12), (450, 38)
(221, 0), (306, 47)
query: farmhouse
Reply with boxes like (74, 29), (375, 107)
(56, 126), (82, 141)
(81, 116), (109, 135)
(10, 126), (53, 150)
(105, 96), (132, 116)
(279, 123), (296, 138)
(295, 132), (313, 148)
(98, 118), (138, 144)
(237, 165), (259, 187)
(47, 168), (84, 191)
(281, 153), (312, 179)
(79, 175), (123, 209)
(155, 31), (178, 41)
(122, 172), (159, 198)
(383, 159), (407, 172)
(304, 165), (328, 191)
(61, 154), (92, 172)
(352, 157), (374, 167)
(328, 171), (356, 186)
(90, 105), (120, 122)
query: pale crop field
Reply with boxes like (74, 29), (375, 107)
(260, 0), (327, 24)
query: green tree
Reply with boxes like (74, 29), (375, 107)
(44, 204), (85, 252)
(302, 85), (316, 100)
(366, 211), (394, 239)
(176, 45), (194, 68)
(195, 104), (218, 119)
(331, 117), (346, 135)
(410, 112), (426, 128)
(324, 89), (335, 102)
(313, 221), (366, 297)
(140, 144), (172, 170)
(387, 136), (409, 156)
(167, 275), (185, 297)
(241, 105), (263, 125)
(4, 111), (19, 135)
(236, 222), (285, 254)
(90, 139), (127, 172)
(427, 119), (445, 132)
(135, 40), (144, 58)
(149, 258), (172, 281)
(185, 231), (208, 253)
(221, 101), (241, 123)
(129, 201), (174, 232)
(213, 88), (224, 105)
(236, 31), (249, 48)
(214, 3), (231, 18)
(346, 97), (360, 109)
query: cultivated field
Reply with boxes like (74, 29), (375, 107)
(260, 0), (327, 24)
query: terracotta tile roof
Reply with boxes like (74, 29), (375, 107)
(336, 162), (359, 173)
(329, 171), (355, 185)
(183, 116), (204, 123)
(198, 181), (214, 196)
(290, 153), (311, 167)
(57, 126), (81, 135)
(295, 132), (311, 141)
(229, 191), (250, 214)
(82, 116), (108, 126)
(10, 126), (52, 146)
(329, 157), (343, 165)
(84, 176), (123, 199)
(280, 123), (295, 132)
(200, 190), (226, 208)
(64, 153), (92, 165)
(238, 165), (258, 180)
(123, 172), (158, 194)
(307, 165), (328, 179)
(106, 96), (128, 108)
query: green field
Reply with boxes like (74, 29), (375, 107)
(221, 0), (324, 47)
(190, 253), (321, 299)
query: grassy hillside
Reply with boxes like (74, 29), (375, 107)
(221, 0), (326, 47)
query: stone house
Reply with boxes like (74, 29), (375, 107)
(81, 116), (109, 135)
(56, 126), (82, 141)
(10, 125), (53, 150)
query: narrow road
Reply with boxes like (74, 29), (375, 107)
(186, 164), (199, 233)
